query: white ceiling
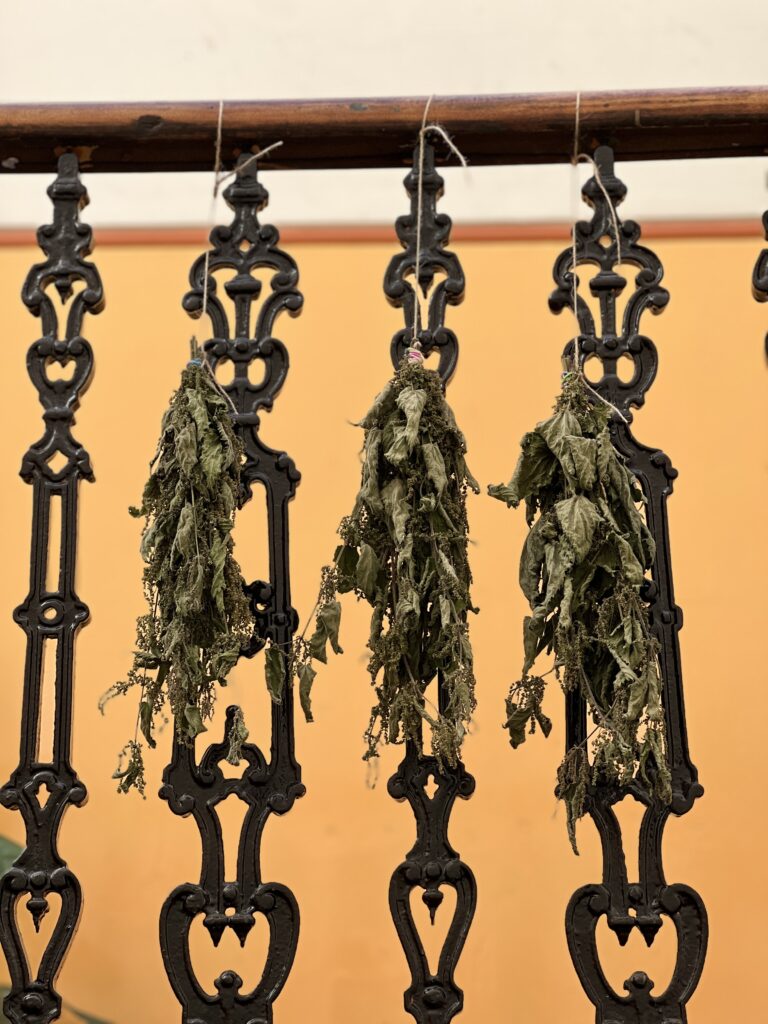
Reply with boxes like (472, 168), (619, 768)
(0, 0), (767, 227)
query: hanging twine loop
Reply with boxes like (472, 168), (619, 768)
(213, 139), (284, 195)
(197, 100), (225, 331)
(197, 101), (284, 328)
(411, 95), (468, 348)
(568, 91), (629, 425)
(190, 99), (287, 415)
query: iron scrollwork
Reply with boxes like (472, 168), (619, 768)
(0, 153), (104, 1024)
(383, 137), (476, 1024)
(751, 210), (768, 357)
(159, 154), (305, 1024)
(549, 145), (707, 1022)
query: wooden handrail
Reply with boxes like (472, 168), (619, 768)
(0, 87), (767, 172)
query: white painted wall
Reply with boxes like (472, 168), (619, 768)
(0, 0), (767, 226)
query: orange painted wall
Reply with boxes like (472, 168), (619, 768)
(0, 235), (764, 1023)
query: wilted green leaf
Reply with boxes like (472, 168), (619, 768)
(438, 549), (458, 582)
(226, 706), (249, 765)
(439, 594), (452, 629)
(359, 381), (394, 429)
(173, 503), (196, 560)
(519, 516), (548, 603)
(210, 533), (227, 615)
(186, 386), (210, 436)
(308, 625), (328, 664)
(535, 706), (553, 738)
(487, 481), (519, 507)
(458, 454), (481, 494)
(558, 435), (597, 491)
(422, 442), (447, 495)
(555, 494), (601, 560)
(538, 407), (582, 450)
(489, 431), (558, 508)
(139, 700), (156, 748)
(210, 645), (239, 681)
(396, 386), (427, 447)
(359, 428), (383, 511)
(384, 425), (411, 466)
(175, 421), (198, 478)
(356, 543), (380, 599)
(309, 600), (343, 663)
(298, 662), (317, 722)
(318, 601), (343, 654)
(200, 427), (225, 486)
(382, 478), (410, 545)
(183, 705), (207, 739)
(265, 644), (285, 704)
(334, 544), (359, 593)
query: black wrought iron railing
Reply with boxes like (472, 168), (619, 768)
(0, 87), (760, 1024)
(1, 153), (103, 1024)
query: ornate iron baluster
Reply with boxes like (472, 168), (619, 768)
(383, 137), (476, 1024)
(751, 210), (768, 357)
(0, 153), (103, 1024)
(549, 145), (707, 1022)
(159, 154), (305, 1024)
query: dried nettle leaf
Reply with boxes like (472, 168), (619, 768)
(301, 354), (479, 768)
(489, 371), (672, 850)
(101, 361), (255, 794)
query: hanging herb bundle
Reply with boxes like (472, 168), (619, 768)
(489, 370), (671, 850)
(297, 350), (479, 768)
(101, 359), (254, 795)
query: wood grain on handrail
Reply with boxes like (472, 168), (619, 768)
(0, 88), (767, 172)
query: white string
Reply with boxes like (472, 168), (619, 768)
(412, 96), (433, 345)
(570, 92), (581, 349)
(199, 101), (226, 326)
(576, 152), (622, 268)
(572, 89), (581, 168)
(214, 139), (284, 194)
(568, 91), (629, 425)
(411, 96), (469, 346)
(188, 100), (238, 415)
(212, 99), (224, 195)
(199, 103), (283, 325)
(424, 124), (468, 169)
